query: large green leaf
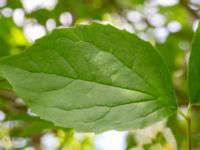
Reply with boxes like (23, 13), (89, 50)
(0, 23), (177, 133)
(188, 23), (200, 104)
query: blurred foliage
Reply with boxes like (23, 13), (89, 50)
(0, 0), (199, 149)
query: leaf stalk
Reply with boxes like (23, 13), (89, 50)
(178, 104), (192, 150)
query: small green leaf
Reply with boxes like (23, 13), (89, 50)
(0, 23), (177, 133)
(188, 22), (200, 104)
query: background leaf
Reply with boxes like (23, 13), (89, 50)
(188, 22), (200, 104)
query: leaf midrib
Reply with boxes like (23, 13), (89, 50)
(4, 65), (158, 98)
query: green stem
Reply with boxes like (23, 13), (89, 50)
(178, 104), (192, 150)
(187, 116), (192, 150)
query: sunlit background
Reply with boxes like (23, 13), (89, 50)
(0, 0), (200, 149)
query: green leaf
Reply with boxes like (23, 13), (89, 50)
(0, 23), (177, 133)
(156, 35), (185, 73)
(188, 23), (200, 104)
